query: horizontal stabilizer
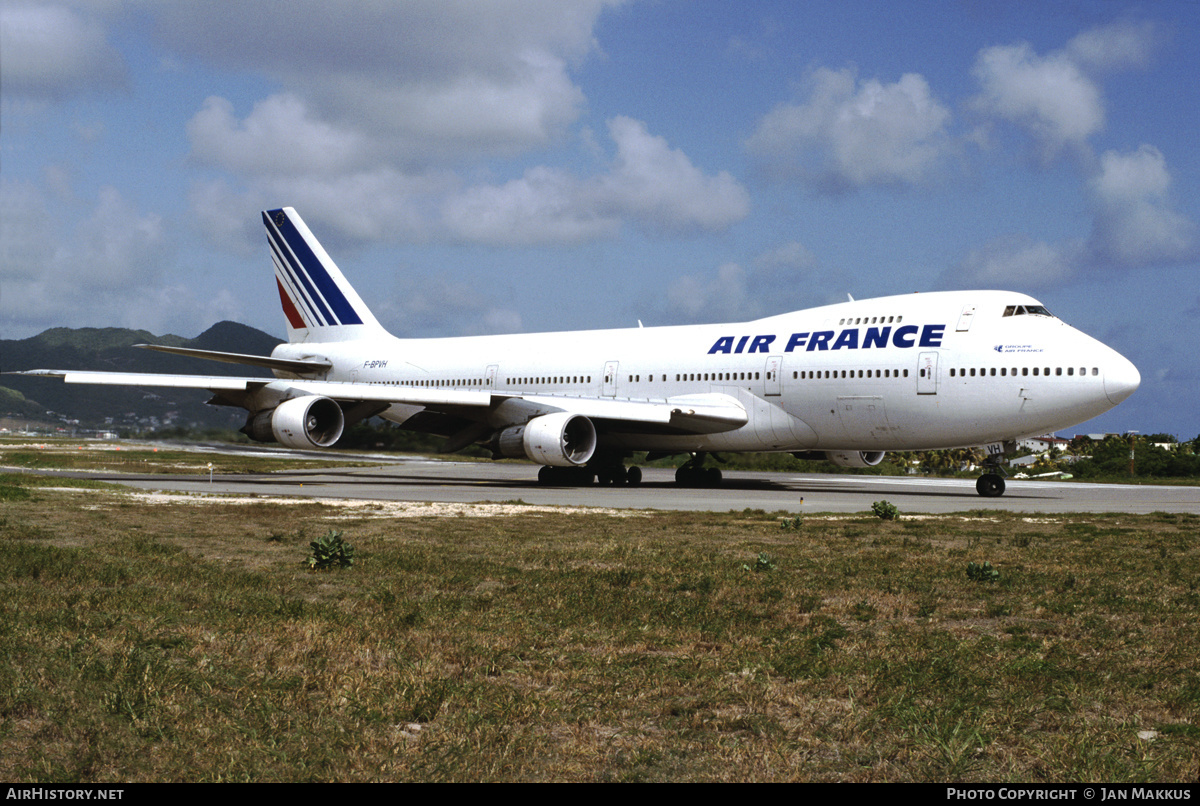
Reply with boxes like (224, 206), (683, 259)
(135, 344), (331, 374)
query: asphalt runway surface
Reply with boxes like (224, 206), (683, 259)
(56, 453), (1200, 514)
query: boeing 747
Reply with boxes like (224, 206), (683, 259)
(14, 207), (1141, 496)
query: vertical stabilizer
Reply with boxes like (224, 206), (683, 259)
(263, 207), (387, 343)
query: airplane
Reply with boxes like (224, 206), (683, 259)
(13, 207), (1140, 497)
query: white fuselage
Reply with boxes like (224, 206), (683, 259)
(273, 289), (1140, 454)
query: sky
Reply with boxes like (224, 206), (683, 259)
(2, 0), (1197, 439)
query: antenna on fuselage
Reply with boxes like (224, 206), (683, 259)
(847, 293), (855, 302)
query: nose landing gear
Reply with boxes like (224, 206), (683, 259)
(975, 441), (1014, 497)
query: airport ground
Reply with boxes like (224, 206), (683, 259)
(28, 454), (1200, 516)
(2, 440), (1198, 781)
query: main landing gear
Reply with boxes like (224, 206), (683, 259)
(674, 452), (723, 487)
(537, 453), (642, 487)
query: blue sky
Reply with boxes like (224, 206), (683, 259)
(2, 1), (1197, 439)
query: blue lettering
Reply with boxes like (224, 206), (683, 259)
(707, 323), (945, 355)
(708, 336), (734, 355)
(807, 330), (834, 351)
(748, 334), (775, 353)
(831, 329), (859, 350)
(892, 325), (918, 348)
(920, 324), (945, 347)
(863, 327), (890, 349)
(785, 332), (810, 352)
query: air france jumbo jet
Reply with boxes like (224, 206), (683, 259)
(16, 208), (1140, 497)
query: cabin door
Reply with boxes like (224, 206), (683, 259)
(764, 355), (783, 396)
(603, 361), (619, 397)
(917, 351), (938, 395)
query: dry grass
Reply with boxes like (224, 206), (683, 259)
(0, 438), (374, 475)
(0, 473), (1197, 782)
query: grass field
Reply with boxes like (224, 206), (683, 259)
(1, 461), (1197, 783)
(0, 438), (378, 475)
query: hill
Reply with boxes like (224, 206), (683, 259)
(1, 322), (282, 431)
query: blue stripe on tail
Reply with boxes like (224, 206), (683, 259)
(262, 210), (364, 326)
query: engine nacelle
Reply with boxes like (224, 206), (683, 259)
(825, 450), (886, 468)
(244, 395), (345, 449)
(494, 412), (597, 467)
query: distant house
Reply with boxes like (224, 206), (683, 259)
(1018, 435), (1070, 453)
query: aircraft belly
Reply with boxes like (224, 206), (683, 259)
(834, 396), (895, 446)
(604, 388), (817, 453)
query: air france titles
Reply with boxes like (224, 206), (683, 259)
(708, 324), (946, 355)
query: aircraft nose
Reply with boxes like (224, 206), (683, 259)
(1104, 352), (1141, 405)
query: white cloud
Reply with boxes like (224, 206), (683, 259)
(0, 4), (125, 99)
(597, 116), (750, 233)
(160, 1), (619, 161)
(746, 67), (952, 191)
(441, 117), (749, 245)
(374, 275), (523, 338)
(1066, 20), (1157, 73)
(442, 166), (618, 246)
(970, 23), (1156, 161)
(187, 95), (370, 178)
(661, 240), (825, 325)
(0, 182), (193, 337)
(665, 262), (757, 324)
(950, 146), (1195, 286)
(1086, 146), (1196, 268)
(970, 43), (1102, 159)
(950, 236), (1082, 289)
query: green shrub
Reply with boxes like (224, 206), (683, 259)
(305, 530), (355, 570)
(966, 561), (1000, 582)
(872, 500), (900, 521)
(743, 552), (776, 572)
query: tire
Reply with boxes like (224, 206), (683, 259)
(976, 473), (1005, 497)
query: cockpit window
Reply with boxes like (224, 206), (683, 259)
(1002, 304), (1054, 318)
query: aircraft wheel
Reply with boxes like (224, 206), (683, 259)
(704, 467), (723, 487)
(626, 466), (642, 486)
(538, 466), (556, 486)
(976, 473), (1005, 497)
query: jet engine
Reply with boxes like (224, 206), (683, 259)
(825, 450), (886, 468)
(493, 412), (597, 467)
(243, 395), (345, 449)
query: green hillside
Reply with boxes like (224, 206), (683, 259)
(2, 322), (282, 430)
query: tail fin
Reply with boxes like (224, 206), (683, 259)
(263, 207), (387, 343)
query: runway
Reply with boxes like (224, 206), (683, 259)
(65, 457), (1200, 514)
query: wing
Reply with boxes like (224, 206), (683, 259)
(8, 369), (748, 440)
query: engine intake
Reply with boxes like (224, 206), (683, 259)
(244, 395), (345, 449)
(493, 412), (597, 467)
(825, 450), (886, 468)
